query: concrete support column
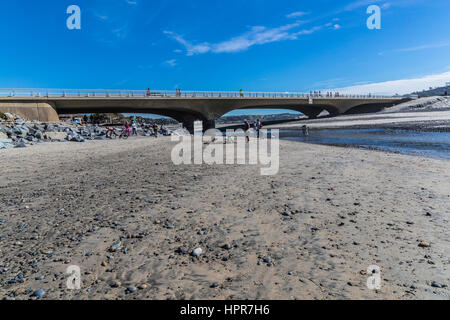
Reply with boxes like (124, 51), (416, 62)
(202, 120), (216, 133)
(0, 102), (59, 122)
(179, 114), (197, 134)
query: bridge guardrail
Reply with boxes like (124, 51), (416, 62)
(0, 88), (396, 99)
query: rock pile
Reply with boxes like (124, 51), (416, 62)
(0, 112), (174, 149)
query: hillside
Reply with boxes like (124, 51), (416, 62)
(382, 96), (450, 113)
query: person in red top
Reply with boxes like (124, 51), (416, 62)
(124, 121), (131, 136)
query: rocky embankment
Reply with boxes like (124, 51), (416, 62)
(0, 113), (172, 150)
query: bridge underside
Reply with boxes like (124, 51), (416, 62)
(0, 97), (407, 133)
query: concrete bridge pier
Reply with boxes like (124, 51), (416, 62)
(0, 102), (60, 122)
(176, 114), (198, 134)
(202, 120), (216, 133)
(177, 116), (216, 134)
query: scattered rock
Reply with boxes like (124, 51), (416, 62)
(176, 246), (188, 254)
(431, 281), (443, 288)
(192, 248), (203, 257)
(109, 241), (122, 252)
(418, 242), (431, 248)
(126, 286), (137, 294)
(32, 289), (45, 299)
(14, 288), (26, 296)
(221, 244), (232, 250)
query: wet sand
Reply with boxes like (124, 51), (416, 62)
(0, 137), (449, 300)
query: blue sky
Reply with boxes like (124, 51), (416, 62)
(0, 0), (449, 109)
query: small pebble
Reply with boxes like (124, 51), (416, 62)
(282, 211), (292, 217)
(32, 289), (45, 299)
(126, 286), (137, 293)
(418, 242), (430, 248)
(192, 248), (203, 257)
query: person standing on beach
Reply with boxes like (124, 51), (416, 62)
(256, 119), (263, 138)
(302, 125), (309, 136)
(244, 121), (251, 142)
(131, 121), (138, 136)
(124, 121), (131, 137)
(152, 123), (159, 138)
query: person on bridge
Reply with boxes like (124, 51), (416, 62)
(240, 89), (244, 97)
(146, 88), (151, 97)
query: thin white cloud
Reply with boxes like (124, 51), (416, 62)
(332, 71), (450, 95)
(379, 41), (450, 55)
(164, 23), (323, 56)
(165, 59), (177, 67)
(344, 0), (383, 11)
(125, 0), (137, 4)
(344, 0), (422, 12)
(286, 11), (309, 19)
(94, 12), (108, 21)
(112, 25), (129, 39)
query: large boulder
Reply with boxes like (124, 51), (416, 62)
(44, 132), (68, 140)
(15, 142), (27, 148)
(13, 127), (28, 138)
(69, 135), (85, 142)
(4, 113), (15, 121)
(34, 130), (43, 139)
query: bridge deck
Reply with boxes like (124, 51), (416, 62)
(0, 88), (400, 100)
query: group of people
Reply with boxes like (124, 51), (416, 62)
(145, 88), (183, 97)
(310, 91), (342, 97)
(123, 116), (163, 138)
(244, 119), (263, 141)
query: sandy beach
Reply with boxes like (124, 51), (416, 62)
(0, 137), (449, 300)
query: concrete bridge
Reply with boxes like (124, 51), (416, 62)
(0, 89), (408, 132)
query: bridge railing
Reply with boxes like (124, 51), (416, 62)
(0, 88), (396, 99)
